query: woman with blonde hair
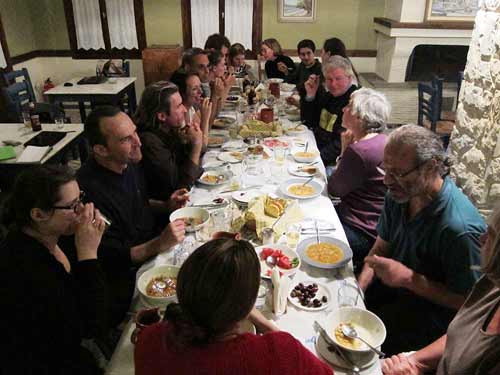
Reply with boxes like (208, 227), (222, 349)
(382, 205), (500, 375)
(260, 38), (296, 80)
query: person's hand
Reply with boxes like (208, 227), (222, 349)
(213, 77), (225, 97)
(365, 255), (414, 289)
(304, 74), (320, 97)
(200, 97), (212, 123)
(341, 129), (355, 154)
(159, 219), (185, 251)
(223, 73), (236, 89)
(170, 188), (190, 209)
(185, 120), (203, 146)
(286, 96), (299, 107)
(74, 203), (106, 260)
(382, 354), (422, 375)
(248, 307), (279, 333)
(227, 65), (235, 75)
(277, 62), (289, 75)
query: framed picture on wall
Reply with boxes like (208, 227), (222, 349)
(425, 0), (480, 22)
(278, 0), (316, 23)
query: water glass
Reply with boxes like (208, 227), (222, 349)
(22, 111), (31, 128)
(55, 115), (65, 130)
(174, 237), (196, 266)
(274, 146), (286, 164)
(212, 208), (229, 232)
(337, 281), (359, 307)
(255, 282), (269, 310)
(286, 223), (301, 249)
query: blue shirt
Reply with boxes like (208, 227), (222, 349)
(377, 177), (486, 296)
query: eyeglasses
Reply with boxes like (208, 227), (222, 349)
(378, 162), (424, 180)
(52, 191), (85, 213)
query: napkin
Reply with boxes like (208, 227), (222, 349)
(300, 218), (335, 231)
(271, 268), (290, 315)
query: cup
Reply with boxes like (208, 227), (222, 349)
(229, 123), (238, 139)
(22, 111), (31, 128)
(255, 282), (268, 310)
(269, 82), (280, 98)
(54, 115), (65, 130)
(261, 227), (274, 245)
(337, 281), (359, 307)
(260, 107), (274, 123)
(286, 223), (301, 249)
(130, 307), (162, 344)
(273, 146), (286, 164)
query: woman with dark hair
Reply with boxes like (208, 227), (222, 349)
(261, 38), (296, 80)
(328, 88), (390, 269)
(228, 43), (254, 79)
(170, 72), (212, 145)
(0, 165), (107, 374)
(135, 239), (333, 374)
(382, 204), (500, 375)
(134, 81), (203, 201)
(207, 50), (236, 123)
(321, 37), (360, 84)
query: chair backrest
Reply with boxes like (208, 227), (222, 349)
(431, 75), (444, 120)
(457, 71), (464, 109)
(2, 68), (36, 102)
(417, 82), (440, 133)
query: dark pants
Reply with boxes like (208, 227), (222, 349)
(341, 221), (374, 273)
(365, 281), (454, 356)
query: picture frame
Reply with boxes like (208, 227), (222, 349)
(425, 0), (480, 22)
(278, 0), (316, 23)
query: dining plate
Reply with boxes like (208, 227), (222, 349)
(231, 190), (262, 205)
(197, 170), (232, 186)
(288, 279), (331, 312)
(286, 124), (307, 136)
(281, 83), (295, 92)
(263, 138), (289, 149)
(221, 140), (247, 151)
(207, 135), (227, 148)
(255, 244), (301, 279)
(218, 151), (244, 163)
(297, 236), (352, 270)
(213, 116), (236, 129)
(280, 178), (323, 200)
(287, 164), (319, 178)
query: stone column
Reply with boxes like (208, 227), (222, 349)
(451, 0), (500, 214)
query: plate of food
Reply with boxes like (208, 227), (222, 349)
(280, 178), (323, 200)
(287, 164), (319, 177)
(292, 151), (319, 163)
(231, 190), (262, 205)
(255, 244), (301, 279)
(263, 138), (289, 149)
(285, 107), (301, 121)
(137, 265), (180, 307)
(226, 95), (241, 103)
(297, 236), (352, 269)
(266, 78), (284, 84)
(288, 280), (331, 311)
(213, 116), (236, 129)
(221, 140), (247, 151)
(281, 83), (295, 92)
(286, 124), (307, 136)
(170, 207), (210, 232)
(218, 151), (244, 163)
(207, 135), (227, 148)
(197, 170), (232, 186)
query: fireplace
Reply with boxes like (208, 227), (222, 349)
(405, 44), (469, 81)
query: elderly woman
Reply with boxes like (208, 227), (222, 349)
(134, 81), (203, 201)
(328, 88), (390, 268)
(301, 55), (358, 166)
(260, 38), (296, 80)
(0, 165), (107, 374)
(135, 238), (333, 374)
(382, 205), (500, 375)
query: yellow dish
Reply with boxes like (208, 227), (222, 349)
(294, 152), (316, 158)
(334, 323), (362, 349)
(306, 242), (343, 264)
(288, 184), (315, 196)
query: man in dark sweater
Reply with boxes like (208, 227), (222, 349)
(286, 39), (322, 88)
(77, 106), (187, 326)
(301, 55), (358, 166)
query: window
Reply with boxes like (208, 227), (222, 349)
(63, 0), (146, 59)
(181, 0), (262, 53)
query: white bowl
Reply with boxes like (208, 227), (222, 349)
(325, 307), (386, 353)
(292, 151), (319, 163)
(266, 78), (284, 84)
(137, 264), (181, 308)
(297, 236), (352, 269)
(170, 207), (210, 232)
(280, 178), (323, 200)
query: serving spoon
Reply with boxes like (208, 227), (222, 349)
(341, 324), (385, 358)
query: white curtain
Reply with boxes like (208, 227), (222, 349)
(225, 0), (253, 49)
(0, 42), (6, 69)
(72, 0), (105, 50)
(191, 0), (219, 49)
(105, 0), (139, 49)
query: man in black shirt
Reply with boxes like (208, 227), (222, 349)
(77, 106), (186, 325)
(301, 55), (358, 166)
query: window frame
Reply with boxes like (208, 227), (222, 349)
(0, 11), (11, 71)
(181, 0), (262, 55)
(63, 0), (147, 59)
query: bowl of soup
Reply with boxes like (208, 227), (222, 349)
(137, 264), (181, 307)
(280, 178), (323, 200)
(325, 307), (386, 353)
(293, 151), (319, 163)
(297, 236), (352, 269)
(170, 207), (210, 232)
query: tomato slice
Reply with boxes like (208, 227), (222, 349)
(277, 255), (292, 269)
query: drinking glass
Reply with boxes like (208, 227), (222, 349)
(274, 146), (286, 165)
(54, 115), (65, 130)
(286, 223), (301, 249)
(337, 281), (359, 307)
(22, 111), (31, 128)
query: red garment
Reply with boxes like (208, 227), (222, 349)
(135, 322), (333, 375)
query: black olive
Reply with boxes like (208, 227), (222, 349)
(301, 299), (308, 306)
(312, 283), (318, 288)
(294, 285), (301, 290)
(322, 296), (328, 303)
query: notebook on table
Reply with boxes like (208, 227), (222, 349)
(17, 146), (52, 163)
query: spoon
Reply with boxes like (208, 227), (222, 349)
(315, 219), (320, 245)
(304, 141), (309, 153)
(341, 324), (385, 358)
(301, 176), (314, 187)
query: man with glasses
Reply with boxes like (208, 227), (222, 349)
(76, 105), (187, 327)
(357, 124), (486, 355)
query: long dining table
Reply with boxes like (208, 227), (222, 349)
(104, 112), (382, 375)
